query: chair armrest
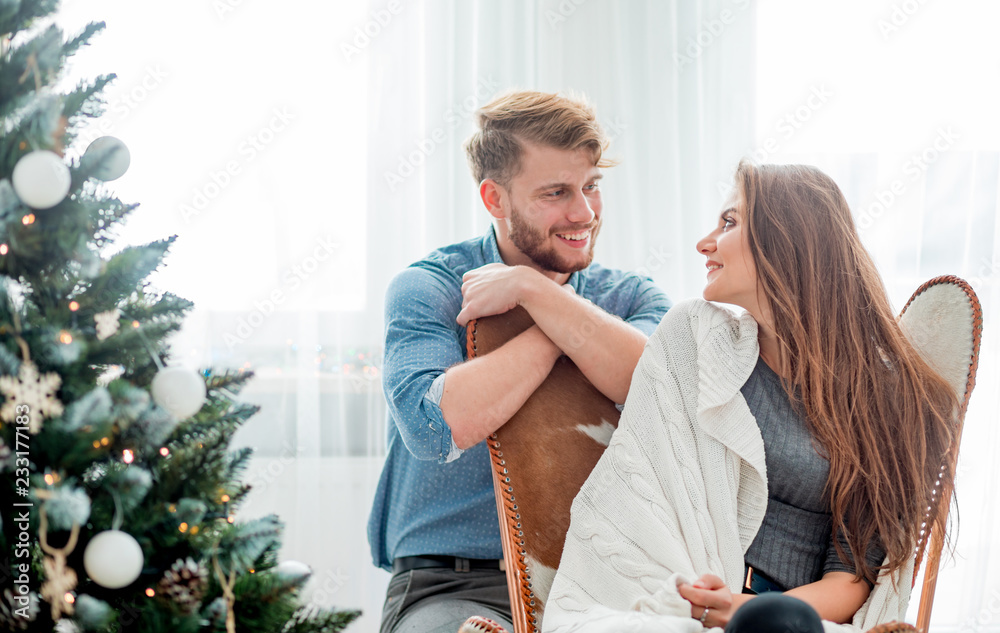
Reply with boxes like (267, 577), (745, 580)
(459, 616), (512, 633)
(866, 622), (918, 633)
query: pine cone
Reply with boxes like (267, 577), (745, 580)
(156, 557), (208, 615)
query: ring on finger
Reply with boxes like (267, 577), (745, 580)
(699, 606), (709, 624)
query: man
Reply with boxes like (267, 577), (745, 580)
(369, 89), (671, 633)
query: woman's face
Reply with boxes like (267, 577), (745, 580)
(695, 188), (762, 315)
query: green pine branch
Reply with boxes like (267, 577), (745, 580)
(154, 400), (259, 505)
(61, 73), (116, 127)
(215, 514), (282, 574)
(282, 605), (362, 633)
(0, 0), (363, 628)
(71, 184), (138, 250)
(0, 0), (59, 35)
(0, 89), (63, 174)
(230, 569), (300, 633)
(0, 337), (18, 375)
(205, 368), (256, 395)
(62, 20), (105, 59)
(82, 237), (176, 312)
(0, 25), (64, 121)
(226, 447), (254, 482)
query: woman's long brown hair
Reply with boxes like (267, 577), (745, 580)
(736, 160), (958, 584)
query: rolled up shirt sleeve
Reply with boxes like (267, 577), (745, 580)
(382, 265), (467, 463)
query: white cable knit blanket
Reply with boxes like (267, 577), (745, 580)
(542, 299), (912, 633)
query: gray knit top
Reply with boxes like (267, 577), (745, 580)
(741, 357), (885, 590)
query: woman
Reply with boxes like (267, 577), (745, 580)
(542, 161), (957, 633)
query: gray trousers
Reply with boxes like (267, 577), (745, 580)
(379, 567), (513, 633)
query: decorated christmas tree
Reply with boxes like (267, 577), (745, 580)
(0, 2), (360, 631)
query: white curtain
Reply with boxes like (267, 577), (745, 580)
(54, 1), (999, 631)
(750, 2), (1000, 629)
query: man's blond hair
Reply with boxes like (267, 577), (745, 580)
(464, 89), (617, 187)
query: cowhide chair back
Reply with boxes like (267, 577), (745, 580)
(465, 306), (621, 631)
(460, 275), (982, 633)
(897, 276), (982, 632)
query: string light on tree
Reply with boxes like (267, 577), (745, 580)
(0, 0), (360, 628)
(11, 149), (71, 209)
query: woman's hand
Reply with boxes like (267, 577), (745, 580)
(678, 574), (752, 628)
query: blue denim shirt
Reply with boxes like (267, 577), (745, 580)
(367, 228), (671, 570)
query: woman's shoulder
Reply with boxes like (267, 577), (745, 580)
(642, 299), (759, 384)
(652, 298), (749, 341)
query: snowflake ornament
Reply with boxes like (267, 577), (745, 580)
(0, 361), (64, 432)
(94, 308), (121, 341)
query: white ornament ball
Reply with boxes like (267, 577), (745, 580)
(82, 136), (131, 182)
(83, 530), (144, 589)
(11, 150), (71, 209)
(275, 560), (312, 582)
(151, 367), (207, 420)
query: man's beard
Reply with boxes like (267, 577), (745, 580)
(508, 206), (599, 274)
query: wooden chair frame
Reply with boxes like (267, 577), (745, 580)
(460, 275), (982, 633)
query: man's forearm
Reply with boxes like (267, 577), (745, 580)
(520, 277), (647, 404)
(440, 324), (562, 450)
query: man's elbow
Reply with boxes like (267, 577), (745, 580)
(448, 417), (479, 451)
(444, 408), (497, 451)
